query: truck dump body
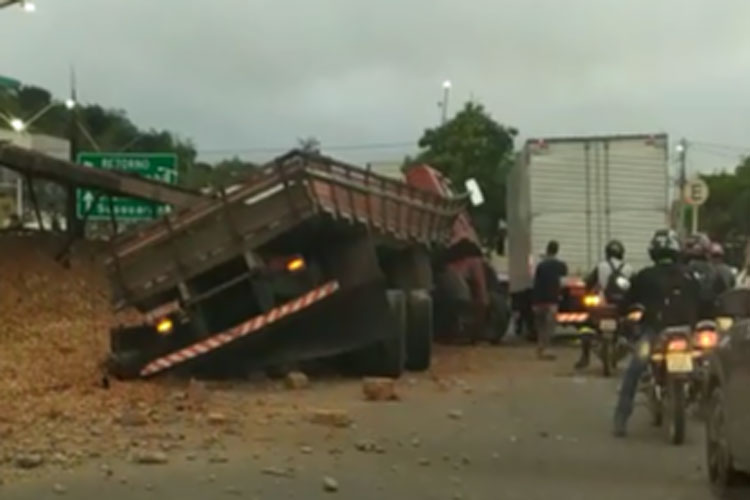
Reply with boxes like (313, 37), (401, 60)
(106, 150), (467, 378)
(108, 150), (464, 311)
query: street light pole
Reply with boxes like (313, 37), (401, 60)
(440, 80), (452, 125)
(676, 138), (688, 236)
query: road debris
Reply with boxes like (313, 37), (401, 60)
(448, 409), (464, 420)
(285, 372), (310, 390)
(299, 445), (313, 455)
(322, 476), (339, 492)
(309, 409), (353, 428)
(14, 453), (44, 469)
(418, 457), (431, 466)
(129, 450), (169, 465)
(261, 466), (295, 478)
(207, 412), (229, 425)
(52, 483), (67, 495)
(362, 377), (398, 401)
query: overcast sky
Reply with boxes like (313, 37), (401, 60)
(3, 0), (750, 173)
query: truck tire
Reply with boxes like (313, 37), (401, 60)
(348, 290), (406, 378)
(406, 289), (433, 371)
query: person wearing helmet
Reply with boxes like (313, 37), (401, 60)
(613, 229), (700, 437)
(709, 242), (736, 291)
(683, 233), (724, 318)
(574, 239), (634, 370)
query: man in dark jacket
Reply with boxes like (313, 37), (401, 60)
(613, 229), (701, 437)
(532, 240), (568, 360)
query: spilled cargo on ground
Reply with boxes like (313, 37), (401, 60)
(106, 149), (479, 379)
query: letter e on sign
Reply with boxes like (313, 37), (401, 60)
(684, 178), (709, 206)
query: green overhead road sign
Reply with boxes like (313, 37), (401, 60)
(76, 152), (178, 221)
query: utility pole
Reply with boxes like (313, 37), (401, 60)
(66, 66), (83, 237)
(676, 138), (687, 237)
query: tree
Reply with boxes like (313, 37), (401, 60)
(701, 157), (750, 264)
(407, 101), (518, 244)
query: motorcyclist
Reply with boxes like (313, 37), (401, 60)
(575, 239), (633, 370)
(683, 233), (725, 318)
(613, 229), (700, 437)
(709, 242), (736, 291)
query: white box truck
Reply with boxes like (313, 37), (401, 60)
(507, 133), (670, 294)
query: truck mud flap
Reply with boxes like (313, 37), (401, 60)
(139, 279), (392, 378)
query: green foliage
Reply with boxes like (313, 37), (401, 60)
(0, 83), (239, 190)
(407, 101), (517, 243)
(701, 157), (750, 263)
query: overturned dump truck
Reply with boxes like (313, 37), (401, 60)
(106, 150), (475, 379)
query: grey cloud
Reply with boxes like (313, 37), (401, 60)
(2, 0), (750, 169)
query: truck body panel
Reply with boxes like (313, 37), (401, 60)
(508, 133), (669, 293)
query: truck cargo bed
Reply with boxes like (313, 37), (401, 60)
(107, 150), (465, 310)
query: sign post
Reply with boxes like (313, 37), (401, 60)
(75, 152), (178, 221)
(683, 178), (709, 235)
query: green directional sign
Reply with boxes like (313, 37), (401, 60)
(76, 152), (178, 221)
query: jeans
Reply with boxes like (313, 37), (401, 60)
(533, 304), (558, 352)
(614, 328), (655, 426)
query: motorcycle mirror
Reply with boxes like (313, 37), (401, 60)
(465, 178), (485, 207)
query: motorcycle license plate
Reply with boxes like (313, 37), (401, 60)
(666, 353), (693, 373)
(599, 319), (617, 333)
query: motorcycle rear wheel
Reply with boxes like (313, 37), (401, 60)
(664, 378), (687, 445)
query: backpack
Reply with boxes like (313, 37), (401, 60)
(658, 267), (699, 328)
(603, 260), (628, 304)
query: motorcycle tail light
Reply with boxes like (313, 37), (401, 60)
(695, 330), (718, 349)
(583, 294), (601, 307)
(666, 338), (689, 352)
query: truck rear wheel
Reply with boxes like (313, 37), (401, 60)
(406, 289), (433, 371)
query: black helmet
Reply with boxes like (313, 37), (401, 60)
(605, 239), (625, 260)
(649, 229), (681, 262)
(683, 233), (711, 260)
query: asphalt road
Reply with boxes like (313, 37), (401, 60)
(1, 345), (721, 499)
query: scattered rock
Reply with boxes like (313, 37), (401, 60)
(448, 410), (464, 421)
(51, 452), (68, 465)
(207, 474), (217, 482)
(309, 409), (352, 428)
(224, 486), (242, 495)
(460, 455), (471, 465)
(299, 446), (313, 455)
(15, 453), (44, 469)
(207, 412), (229, 425)
(509, 435), (518, 443)
(144, 483), (154, 492)
(539, 431), (549, 439)
(450, 476), (462, 484)
(411, 437), (421, 448)
(322, 476), (339, 492)
(208, 454), (229, 464)
(452, 493), (464, 500)
(492, 452), (500, 460)
(185, 453), (197, 461)
(261, 466), (294, 478)
(117, 408), (149, 427)
(284, 372), (310, 390)
(362, 377), (398, 401)
(130, 450), (169, 465)
(418, 457), (431, 466)
(354, 439), (378, 453)
(52, 483), (66, 495)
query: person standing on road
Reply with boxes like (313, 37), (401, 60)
(575, 239), (634, 370)
(613, 229), (700, 437)
(532, 240), (568, 360)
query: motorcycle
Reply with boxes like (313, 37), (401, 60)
(578, 293), (630, 377)
(640, 318), (719, 445)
